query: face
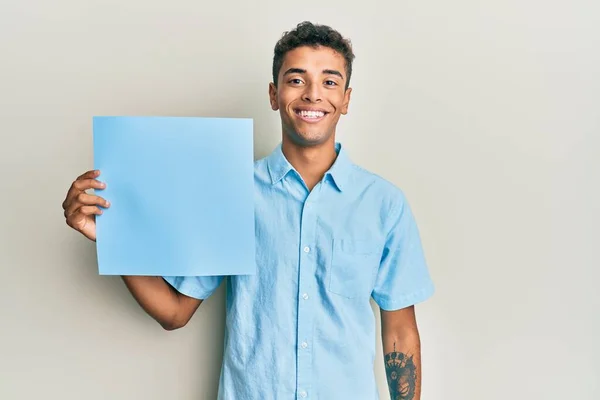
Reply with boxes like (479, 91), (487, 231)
(269, 45), (352, 147)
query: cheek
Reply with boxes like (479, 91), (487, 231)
(278, 93), (294, 109)
(330, 93), (346, 110)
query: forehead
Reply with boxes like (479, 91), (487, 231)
(280, 45), (346, 75)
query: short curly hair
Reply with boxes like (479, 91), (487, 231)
(272, 21), (355, 90)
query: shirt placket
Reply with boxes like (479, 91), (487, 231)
(295, 183), (321, 400)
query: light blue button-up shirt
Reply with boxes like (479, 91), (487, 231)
(164, 142), (434, 399)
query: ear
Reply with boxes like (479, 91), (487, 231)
(268, 83), (279, 111)
(341, 87), (352, 115)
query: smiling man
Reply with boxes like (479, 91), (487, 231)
(62, 21), (434, 400)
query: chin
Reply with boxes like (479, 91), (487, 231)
(287, 130), (331, 147)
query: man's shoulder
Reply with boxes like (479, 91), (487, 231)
(254, 156), (268, 168)
(350, 164), (419, 233)
(350, 163), (408, 205)
(253, 155), (269, 174)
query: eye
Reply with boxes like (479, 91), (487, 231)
(325, 80), (338, 86)
(289, 78), (303, 85)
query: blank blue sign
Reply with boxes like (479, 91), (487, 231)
(92, 116), (256, 277)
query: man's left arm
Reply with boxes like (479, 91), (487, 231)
(381, 305), (421, 400)
(372, 194), (434, 399)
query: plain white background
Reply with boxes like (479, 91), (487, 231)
(1, 0), (598, 399)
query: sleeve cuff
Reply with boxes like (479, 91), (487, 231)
(162, 276), (217, 300)
(372, 281), (435, 311)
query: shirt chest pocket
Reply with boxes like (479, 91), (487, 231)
(328, 238), (382, 299)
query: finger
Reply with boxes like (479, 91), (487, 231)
(63, 178), (106, 210)
(79, 205), (104, 216)
(65, 209), (94, 231)
(64, 193), (110, 217)
(76, 169), (100, 181)
(66, 206), (103, 226)
(72, 178), (106, 192)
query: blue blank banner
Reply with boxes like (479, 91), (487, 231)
(92, 116), (256, 277)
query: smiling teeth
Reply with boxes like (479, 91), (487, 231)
(299, 110), (325, 118)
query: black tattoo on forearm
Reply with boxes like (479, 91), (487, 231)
(384, 343), (417, 400)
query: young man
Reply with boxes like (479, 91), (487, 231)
(62, 21), (434, 400)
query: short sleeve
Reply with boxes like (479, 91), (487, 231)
(371, 196), (435, 311)
(163, 275), (224, 300)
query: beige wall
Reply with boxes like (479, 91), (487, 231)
(1, 1), (598, 399)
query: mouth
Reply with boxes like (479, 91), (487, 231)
(294, 108), (329, 123)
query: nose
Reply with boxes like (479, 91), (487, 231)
(302, 82), (322, 103)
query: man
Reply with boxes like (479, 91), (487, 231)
(62, 21), (434, 400)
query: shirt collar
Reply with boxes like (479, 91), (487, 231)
(266, 142), (353, 192)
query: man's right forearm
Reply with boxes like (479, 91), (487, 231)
(120, 276), (199, 330)
(62, 170), (201, 330)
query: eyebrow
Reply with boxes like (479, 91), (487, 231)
(283, 68), (345, 80)
(322, 69), (344, 80)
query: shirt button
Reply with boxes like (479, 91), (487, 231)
(302, 293), (309, 300)
(301, 341), (308, 349)
(303, 246), (310, 253)
(299, 390), (307, 398)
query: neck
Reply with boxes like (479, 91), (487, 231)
(281, 136), (337, 191)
